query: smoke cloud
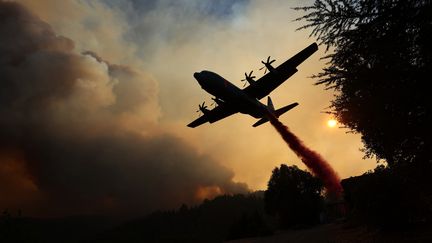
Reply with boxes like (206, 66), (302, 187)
(268, 115), (343, 198)
(13, 0), (378, 191)
(0, 1), (247, 217)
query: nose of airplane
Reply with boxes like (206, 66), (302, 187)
(193, 72), (200, 80)
(194, 72), (205, 86)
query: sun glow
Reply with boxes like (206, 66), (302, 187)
(327, 119), (337, 128)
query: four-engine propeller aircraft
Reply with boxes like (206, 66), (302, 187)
(188, 43), (318, 128)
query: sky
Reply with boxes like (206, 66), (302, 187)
(0, 0), (377, 217)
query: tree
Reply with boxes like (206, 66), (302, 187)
(294, 0), (432, 166)
(264, 164), (323, 228)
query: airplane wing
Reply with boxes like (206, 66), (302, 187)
(243, 43), (318, 100)
(187, 105), (237, 128)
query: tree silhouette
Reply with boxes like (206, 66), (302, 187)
(264, 164), (323, 228)
(295, 0), (432, 166)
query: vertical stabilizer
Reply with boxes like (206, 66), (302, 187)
(267, 96), (275, 111)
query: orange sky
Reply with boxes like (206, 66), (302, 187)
(16, 0), (378, 191)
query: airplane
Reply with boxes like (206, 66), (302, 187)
(187, 43), (318, 128)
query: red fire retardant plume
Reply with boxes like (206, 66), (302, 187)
(268, 114), (343, 198)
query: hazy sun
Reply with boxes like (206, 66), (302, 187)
(327, 119), (337, 128)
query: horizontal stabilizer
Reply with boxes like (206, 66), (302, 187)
(252, 117), (269, 127)
(275, 102), (298, 117)
(252, 102), (299, 127)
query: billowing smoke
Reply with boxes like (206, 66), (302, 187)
(0, 1), (247, 217)
(268, 115), (343, 198)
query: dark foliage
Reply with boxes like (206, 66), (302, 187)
(264, 164), (324, 228)
(295, 0), (432, 166)
(98, 193), (271, 243)
(0, 212), (114, 243)
(342, 163), (432, 229)
(226, 210), (273, 240)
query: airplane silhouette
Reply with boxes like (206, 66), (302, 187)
(188, 43), (318, 128)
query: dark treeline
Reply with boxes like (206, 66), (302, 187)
(97, 193), (270, 243)
(97, 165), (330, 242)
(0, 165), (327, 243)
(3, 163), (432, 242)
(0, 193), (271, 243)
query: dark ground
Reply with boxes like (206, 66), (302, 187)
(226, 221), (432, 243)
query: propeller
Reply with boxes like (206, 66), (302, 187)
(196, 102), (208, 116)
(241, 70), (256, 87)
(259, 56), (276, 74)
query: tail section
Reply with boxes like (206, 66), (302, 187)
(253, 101), (298, 127)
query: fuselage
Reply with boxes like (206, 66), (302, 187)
(193, 70), (268, 118)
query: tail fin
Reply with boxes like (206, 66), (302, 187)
(267, 96), (275, 111)
(252, 102), (299, 127)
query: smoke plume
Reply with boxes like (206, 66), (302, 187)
(268, 114), (343, 198)
(0, 1), (248, 217)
